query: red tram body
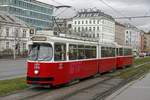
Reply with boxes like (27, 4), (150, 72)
(27, 31), (133, 86)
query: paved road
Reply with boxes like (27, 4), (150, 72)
(0, 59), (26, 80)
(106, 73), (150, 100)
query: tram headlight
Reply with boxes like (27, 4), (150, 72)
(34, 70), (39, 75)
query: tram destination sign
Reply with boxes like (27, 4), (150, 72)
(31, 36), (47, 41)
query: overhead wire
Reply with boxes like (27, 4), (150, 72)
(97, 0), (140, 27)
(97, 0), (127, 17)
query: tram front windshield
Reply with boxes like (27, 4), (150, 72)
(28, 43), (53, 61)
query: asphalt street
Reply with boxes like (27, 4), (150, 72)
(0, 59), (26, 80)
(106, 73), (150, 100)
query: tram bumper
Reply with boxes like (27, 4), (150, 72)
(27, 76), (54, 85)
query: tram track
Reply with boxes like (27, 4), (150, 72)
(0, 86), (51, 100)
(0, 62), (149, 100)
(0, 75), (115, 100)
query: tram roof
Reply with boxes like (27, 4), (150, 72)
(30, 31), (117, 47)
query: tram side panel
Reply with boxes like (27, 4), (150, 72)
(116, 56), (133, 69)
(123, 56), (133, 66)
(98, 57), (116, 73)
(116, 56), (125, 68)
(79, 59), (98, 79)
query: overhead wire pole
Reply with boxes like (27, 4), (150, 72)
(51, 0), (72, 33)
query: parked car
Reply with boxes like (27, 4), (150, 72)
(139, 53), (145, 57)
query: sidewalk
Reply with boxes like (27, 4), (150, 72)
(105, 73), (150, 100)
(0, 58), (27, 61)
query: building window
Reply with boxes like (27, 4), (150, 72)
(15, 29), (19, 37)
(93, 20), (95, 24)
(93, 27), (95, 31)
(23, 43), (26, 50)
(74, 21), (77, 25)
(97, 27), (99, 31)
(97, 33), (99, 37)
(68, 24), (72, 28)
(86, 20), (88, 24)
(82, 27), (84, 31)
(23, 29), (26, 38)
(82, 21), (84, 24)
(6, 42), (9, 49)
(78, 21), (80, 24)
(89, 20), (92, 24)
(6, 27), (9, 37)
(93, 34), (95, 38)
(78, 27), (80, 32)
(74, 27), (76, 32)
(97, 20), (99, 24)
(85, 27), (88, 31)
(89, 27), (91, 31)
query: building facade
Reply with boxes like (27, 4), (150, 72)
(115, 22), (126, 45)
(140, 31), (145, 52)
(124, 23), (141, 52)
(0, 0), (54, 30)
(72, 9), (115, 43)
(0, 12), (31, 57)
(144, 33), (150, 52)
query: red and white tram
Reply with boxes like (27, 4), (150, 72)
(27, 32), (133, 86)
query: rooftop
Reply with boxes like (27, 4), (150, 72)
(74, 9), (114, 21)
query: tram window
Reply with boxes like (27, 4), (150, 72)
(92, 46), (96, 58)
(124, 48), (132, 55)
(119, 48), (123, 56)
(69, 44), (96, 60)
(85, 46), (96, 59)
(112, 48), (116, 57)
(101, 47), (115, 57)
(69, 44), (77, 60)
(78, 45), (86, 59)
(124, 48), (127, 55)
(129, 49), (132, 55)
(101, 47), (106, 57)
(54, 43), (66, 61)
(108, 47), (112, 57)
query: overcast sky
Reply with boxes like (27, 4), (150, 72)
(38, 0), (150, 32)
